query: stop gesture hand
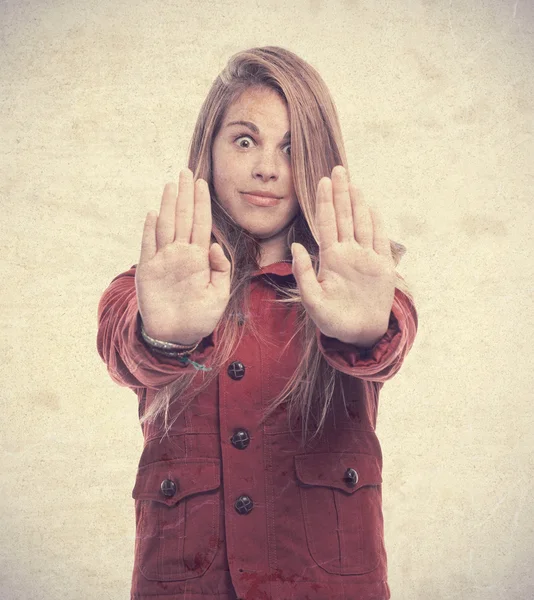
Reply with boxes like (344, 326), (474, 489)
(291, 166), (396, 348)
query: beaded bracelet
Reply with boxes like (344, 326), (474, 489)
(140, 321), (202, 356)
(146, 343), (213, 372)
(139, 319), (213, 372)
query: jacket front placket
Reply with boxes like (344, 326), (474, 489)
(217, 276), (271, 587)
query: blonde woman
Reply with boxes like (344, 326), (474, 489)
(97, 46), (418, 600)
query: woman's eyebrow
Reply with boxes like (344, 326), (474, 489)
(226, 120), (290, 141)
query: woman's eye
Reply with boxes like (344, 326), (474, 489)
(234, 135), (290, 156)
(235, 135), (254, 148)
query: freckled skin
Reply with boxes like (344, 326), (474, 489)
(211, 86), (301, 267)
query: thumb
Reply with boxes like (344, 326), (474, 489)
(291, 243), (321, 307)
(209, 243), (231, 290)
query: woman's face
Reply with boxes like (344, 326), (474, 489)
(211, 85), (301, 265)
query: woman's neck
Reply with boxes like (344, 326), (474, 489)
(257, 231), (293, 267)
(258, 247), (291, 267)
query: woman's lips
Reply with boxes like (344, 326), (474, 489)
(242, 193), (281, 207)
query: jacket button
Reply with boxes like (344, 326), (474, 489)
(231, 429), (250, 449)
(160, 479), (177, 497)
(228, 361), (245, 380)
(234, 495), (253, 514)
(237, 312), (246, 325)
(343, 468), (358, 487)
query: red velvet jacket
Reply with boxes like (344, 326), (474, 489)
(96, 260), (418, 600)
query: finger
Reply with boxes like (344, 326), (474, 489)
(175, 168), (195, 244)
(349, 183), (373, 249)
(139, 211), (158, 264)
(190, 178), (212, 251)
(331, 166), (354, 242)
(316, 177), (337, 250)
(369, 206), (392, 258)
(291, 243), (322, 310)
(156, 181), (179, 249)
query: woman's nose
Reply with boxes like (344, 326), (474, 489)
(252, 150), (280, 181)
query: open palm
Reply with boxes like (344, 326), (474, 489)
(291, 166), (396, 347)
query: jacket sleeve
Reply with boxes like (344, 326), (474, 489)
(316, 285), (418, 383)
(96, 265), (217, 390)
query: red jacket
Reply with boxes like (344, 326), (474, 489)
(97, 260), (418, 600)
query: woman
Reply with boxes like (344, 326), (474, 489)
(97, 45), (418, 600)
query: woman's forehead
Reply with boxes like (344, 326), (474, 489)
(223, 87), (289, 124)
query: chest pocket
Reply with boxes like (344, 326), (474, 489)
(295, 452), (384, 575)
(132, 457), (221, 581)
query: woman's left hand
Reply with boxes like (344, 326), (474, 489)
(291, 165), (396, 348)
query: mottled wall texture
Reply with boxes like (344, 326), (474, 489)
(1, 0), (532, 598)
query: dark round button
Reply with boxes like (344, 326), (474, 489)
(231, 429), (250, 450)
(343, 468), (358, 487)
(228, 361), (245, 380)
(237, 312), (246, 325)
(234, 495), (253, 515)
(160, 479), (177, 497)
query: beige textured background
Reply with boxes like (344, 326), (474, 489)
(1, 0), (533, 598)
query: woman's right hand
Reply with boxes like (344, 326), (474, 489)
(135, 168), (232, 345)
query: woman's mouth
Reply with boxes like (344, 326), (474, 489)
(241, 193), (281, 207)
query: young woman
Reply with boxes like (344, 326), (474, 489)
(97, 46), (418, 600)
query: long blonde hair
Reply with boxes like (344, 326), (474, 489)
(140, 46), (412, 447)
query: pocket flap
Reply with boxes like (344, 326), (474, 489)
(295, 453), (381, 494)
(132, 458), (221, 506)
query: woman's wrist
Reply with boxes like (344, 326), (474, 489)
(139, 319), (202, 355)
